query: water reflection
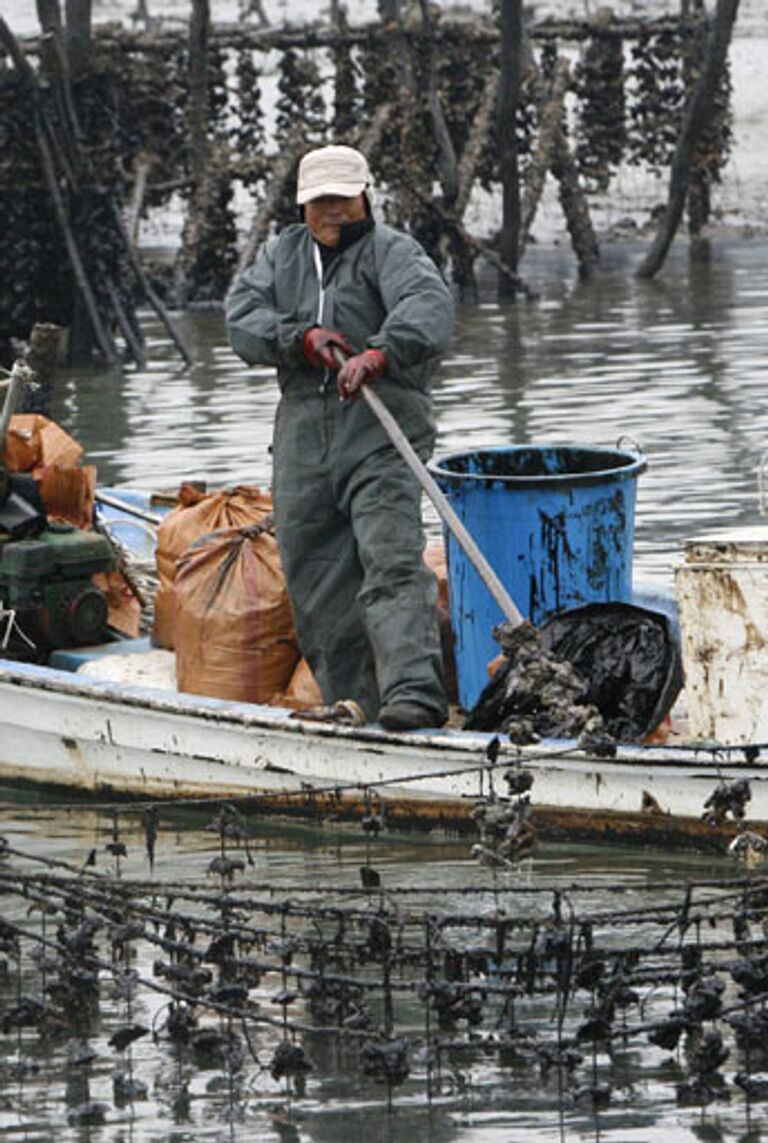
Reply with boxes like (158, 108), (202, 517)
(51, 238), (768, 595)
(0, 789), (757, 1143)
(13, 237), (768, 1142)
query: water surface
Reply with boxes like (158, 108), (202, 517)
(0, 791), (753, 1143)
(4, 236), (768, 1142)
(52, 238), (768, 593)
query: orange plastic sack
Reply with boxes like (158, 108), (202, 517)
(153, 485), (274, 649)
(36, 465), (97, 529)
(174, 523), (300, 705)
(270, 657), (323, 710)
(5, 415), (83, 472)
(92, 570), (142, 639)
(424, 541), (450, 612)
(424, 540), (458, 703)
(5, 414), (95, 528)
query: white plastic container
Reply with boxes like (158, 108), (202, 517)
(675, 527), (768, 745)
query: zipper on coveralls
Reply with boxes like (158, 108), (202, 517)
(313, 243), (332, 394)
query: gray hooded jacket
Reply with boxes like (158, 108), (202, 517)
(225, 221), (454, 720)
(226, 221), (454, 398)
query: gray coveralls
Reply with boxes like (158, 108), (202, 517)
(226, 221), (454, 721)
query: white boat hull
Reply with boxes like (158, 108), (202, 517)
(1, 658), (767, 848)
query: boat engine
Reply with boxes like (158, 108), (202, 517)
(0, 468), (115, 656)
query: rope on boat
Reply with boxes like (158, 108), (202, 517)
(93, 510), (159, 633)
(0, 607), (36, 652)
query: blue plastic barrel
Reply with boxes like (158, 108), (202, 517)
(428, 444), (647, 709)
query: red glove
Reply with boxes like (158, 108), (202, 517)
(337, 349), (387, 401)
(302, 327), (353, 370)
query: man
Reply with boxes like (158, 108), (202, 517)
(226, 144), (454, 731)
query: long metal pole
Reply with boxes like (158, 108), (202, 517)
(359, 383), (525, 627)
(332, 347), (524, 624)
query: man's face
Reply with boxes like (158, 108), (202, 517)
(304, 193), (367, 247)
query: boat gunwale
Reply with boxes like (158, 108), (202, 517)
(1, 656), (766, 773)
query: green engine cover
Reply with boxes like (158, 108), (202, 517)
(0, 523), (116, 648)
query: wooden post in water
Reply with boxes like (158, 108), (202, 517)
(636, 0), (740, 279)
(419, 0), (459, 209)
(176, 0), (211, 303)
(682, 0), (712, 259)
(23, 323), (63, 416)
(187, 0), (210, 195)
(498, 0), (523, 300)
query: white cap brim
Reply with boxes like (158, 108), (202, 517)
(296, 179), (367, 205)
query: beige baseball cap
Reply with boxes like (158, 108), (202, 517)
(296, 145), (373, 205)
